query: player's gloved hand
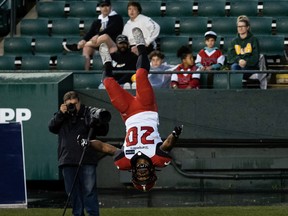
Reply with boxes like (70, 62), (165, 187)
(172, 125), (183, 138)
(77, 135), (89, 147)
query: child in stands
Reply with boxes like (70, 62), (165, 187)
(195, 31), (225, 71)
(171, 45), (200, 89)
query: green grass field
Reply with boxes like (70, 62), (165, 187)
(1, 206), (288, 216)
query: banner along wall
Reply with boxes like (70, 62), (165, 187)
(0, 122), (27, 208)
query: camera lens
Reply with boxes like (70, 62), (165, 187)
(67, 103), (76, 114)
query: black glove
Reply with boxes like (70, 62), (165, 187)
(77, 135), (89, 148)
(172, 125), (183, 138)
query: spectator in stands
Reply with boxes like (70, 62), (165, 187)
(171, 45), (200, 89)
(122, 1), (160, 56)
(227, 15), (260, 87)
(195, 31), (225, 71)
(63, 0), (123, 71)
(148, 50), (175, 88)
(111, 34), (138, 88)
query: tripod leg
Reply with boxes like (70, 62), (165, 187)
(62, 146), (87, 216)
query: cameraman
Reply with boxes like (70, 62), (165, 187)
(48, 91), (101, 216)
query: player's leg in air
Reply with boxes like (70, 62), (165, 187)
(99, 43), (133, 114)
(132, 27), (156, 109)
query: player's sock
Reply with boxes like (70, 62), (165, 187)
(99, 43), (113, 78)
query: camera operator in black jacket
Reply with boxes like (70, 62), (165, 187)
(48, 91), (110, 216)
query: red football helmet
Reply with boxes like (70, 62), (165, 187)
(130, 152), (157, 192)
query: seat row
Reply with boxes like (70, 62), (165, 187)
(3, 35), (286, 58)
(36, 0), (288, 19)
(21, 16), (288, 38)
(0, 55), (104, 71)
(0, 54), (245, 89)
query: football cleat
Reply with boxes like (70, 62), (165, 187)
(132, 27), (145, 46)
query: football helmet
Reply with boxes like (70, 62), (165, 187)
(130, 152), (157, 192)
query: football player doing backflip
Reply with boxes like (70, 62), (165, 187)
(82, 27), (183, 192)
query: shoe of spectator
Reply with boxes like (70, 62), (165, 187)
(99, 43), (112, 64)
(132, 27), (145, 46)
(63, 43), (79, 52)
(131, 82), (136, 89)
(123, 82), (131, 89)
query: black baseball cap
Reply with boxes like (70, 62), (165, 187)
(99, 0), (111, 6)
(116, 35), (129, 44)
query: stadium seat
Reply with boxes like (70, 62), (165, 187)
(51, 18), (81, 36)
(262, 1), (288, 17)
(34, 37), (64, 56)
(195, 0), (226, 17)
(178, 17), (208, 36)
(158, 36), (190, 54)
(259, 35), (284, 56)
(221, 36), (236, 55)
(20, 18), (50, 37)
(139, 1), (163, 17)
(68, 1), (98, 18)
(0, 56), (16, 70)
(20, 55), (51, 70)
(93, 55), (104, 71)
(4, 37), (33, 56)
(163, 1), (194, 17)
(275, 17), (288, 35)
(109, 1), (128, 17)
(227, 0), (259, 17)
(37, 1), (67, 18)
(56, 55), (86, 70)
(249, 17), (273, 35)
(152, 17), (177, 36)
(210, 17), (237, 36)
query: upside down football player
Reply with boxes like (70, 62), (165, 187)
(80, 27), (183, 192)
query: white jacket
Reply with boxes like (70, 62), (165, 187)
(122, 14), (160, 46)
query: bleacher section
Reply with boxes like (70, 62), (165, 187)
(1, 0), (288, 87)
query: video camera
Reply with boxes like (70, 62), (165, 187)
(88, 107), (111, 137)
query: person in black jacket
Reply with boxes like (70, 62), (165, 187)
(64, 0), (124, 70)
(48, 91), (104, 216)
(112, 34), (138, 87)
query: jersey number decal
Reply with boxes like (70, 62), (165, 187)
(126, 126), (154, 146)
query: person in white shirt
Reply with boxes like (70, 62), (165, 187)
(122, 1), (160, 55)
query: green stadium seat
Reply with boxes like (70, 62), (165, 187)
(51, 18), (80, 36)
(109, 1), (128, 17)
(228, 0), (259, 17)
(34, 37), (64, 56)
(196, 0), (226, 17)
(262, 1), (288, 17)
(221, 36), (235, 55)
(250, 17), (273, 35)
(4, 37), (33, 56)
(258, 35), (284, 56)
(158, 36), (190, 54)
(20, 18), (50, 36)
(37, 1), (67, 18)
(210, 17), (237, 36)
(0, 56), (16, 70)
(163, 1), (194, 17)
(211, 17), (273, 36)
(275, 17), (288, 35)
(152, 17), (177, 36)
(20, 55), (51, 70)
(178, 17), (208, 36)
(138, 1), (163, 17)
(56, 55), (86, 70)
(68, 1), (98, 18)
(93, 55), (104, 71)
